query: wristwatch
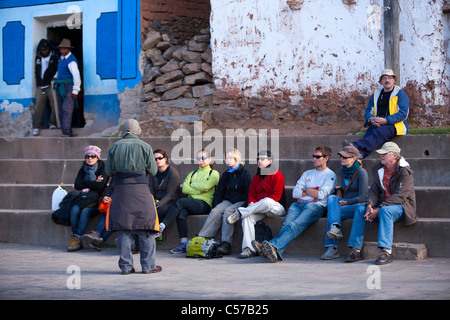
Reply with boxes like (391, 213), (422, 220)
(303, 186), (308, 192)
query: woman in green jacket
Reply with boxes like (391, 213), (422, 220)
(171, 149), (220, 254)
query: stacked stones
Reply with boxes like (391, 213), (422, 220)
(141, 29), (213, 102)
(140, 29), (214, 136)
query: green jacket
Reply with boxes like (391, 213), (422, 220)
(182, 166), (219, 207)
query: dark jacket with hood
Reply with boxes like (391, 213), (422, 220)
(367, 157), (417, 226)
(35, 39), (59, 88)
(213, 164), (252, 207)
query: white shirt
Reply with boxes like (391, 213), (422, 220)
(54, 52), (81, 94)
(40, 55), (50, 89)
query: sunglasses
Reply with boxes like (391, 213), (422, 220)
(257, 156), (269, 161)
(312, 154), (325, 159)
(154, 156), (165, 160)
(197, 156), (208, 161)
(85, 155), (97, 159)
(339, 155), (351, 159)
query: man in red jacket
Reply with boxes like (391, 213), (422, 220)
(227, 150), (286, 258)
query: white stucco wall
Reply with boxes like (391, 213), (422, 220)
(210, 0), (448, 106)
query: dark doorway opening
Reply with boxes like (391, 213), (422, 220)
(47, 25), (85, 128)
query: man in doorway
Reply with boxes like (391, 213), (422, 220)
(344, 69), (410, 158)
(32, 39), (58, 136)
(53, 38), (81, 137)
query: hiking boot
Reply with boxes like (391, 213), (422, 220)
(67, 236), (82, 252)
(216, 241), (231, 255)
(251, 240), (266, 257)
(261, 240), (279, 263)
(375, 250), (393, 265)
(238, 247), (256, 259)
(321, 246), (339, 260)
(170, 242), (187, 254)
(226, 209), (241, 225)
(344, 248), (364, 262)
(82, 231), (103, 250)
(327, 224), (343, 240)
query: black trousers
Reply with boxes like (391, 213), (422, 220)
(175, 198), (211, 238)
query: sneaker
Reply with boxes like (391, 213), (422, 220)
(170, 242), (187, 254)
(375, 250), (393, 265)
(32, 128), (40, 136)
(321, 246), (339, 260)
(344, 248), (364, 262)
(327, 224), (343, 240)
(82, 231), (103, 250)
(261, 240), (279, 263)
(154, 223), (165, 239)
(67, 236), (82, 252)
(49, 125), (57, 130)
(251, 240), (266, 257)
(216, 241), (231, 255)
(226, 209), (241, 225)
(238, 247), (256, 259)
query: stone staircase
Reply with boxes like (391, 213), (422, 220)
(0, 135), (449, 258)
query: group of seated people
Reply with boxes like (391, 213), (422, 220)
(69, 140), (417, 266)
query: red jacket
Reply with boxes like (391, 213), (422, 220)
(248, 169), (286, 207)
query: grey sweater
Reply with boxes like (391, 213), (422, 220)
(336, 166), (369, 205)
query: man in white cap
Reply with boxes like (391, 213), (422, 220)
(344, 69), (410, 158)
(105, 119), (161, 275)
(344, 142), (417, 265)
(53, 38), (81, 137)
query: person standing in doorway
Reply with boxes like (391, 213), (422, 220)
(32, 39), (58, 136)
(53, 38), (81, 137)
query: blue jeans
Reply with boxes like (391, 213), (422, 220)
(351, 124), (396, 158)
(269, 201), (325, 259)
(70, 204), (99, 238)
(93, 214), (112, 242)
(324, 195), (364, 247)
(347, 204), (404, 250)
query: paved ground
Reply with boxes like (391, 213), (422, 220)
(1, 242), (449, 303)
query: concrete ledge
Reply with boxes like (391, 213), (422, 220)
(363, 242), (428, 260)
(1, 210), (448, 258)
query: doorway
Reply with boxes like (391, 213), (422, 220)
(48, 26), (85, 128)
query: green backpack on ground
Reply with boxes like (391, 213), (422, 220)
(186, 236), (222, 259)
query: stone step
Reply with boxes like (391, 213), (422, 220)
(362, 242), (428, 261)
(0, 210), (448, 258)
(1, 184), (449, 219)
(0, 158), (448, 186)
(1, 135), (449, 160)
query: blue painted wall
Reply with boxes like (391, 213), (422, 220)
(0, 0), (141, 128)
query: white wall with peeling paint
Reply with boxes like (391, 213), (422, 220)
(210, 0), (448, 107)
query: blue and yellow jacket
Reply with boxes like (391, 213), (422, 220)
(364, 86), (410, 135)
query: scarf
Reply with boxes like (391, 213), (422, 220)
(342, 160), (361, 180)
(84, 162), (98, 182)
(227, 164), (240, 173)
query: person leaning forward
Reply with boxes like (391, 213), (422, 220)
(105, 119), (161, 275)
(344, 69), (410, 158)
(344, 142), (417, 265)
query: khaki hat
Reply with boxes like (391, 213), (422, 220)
(121, 119), (141, 137)
(338, 145), (360, 158)
(379, 69), (396, 83)
(58, 38), (73, 48)
(376, 142), (401, 154)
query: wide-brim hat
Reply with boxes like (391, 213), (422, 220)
(58, 38), (73, 48)
(379, 69), (396, 83)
